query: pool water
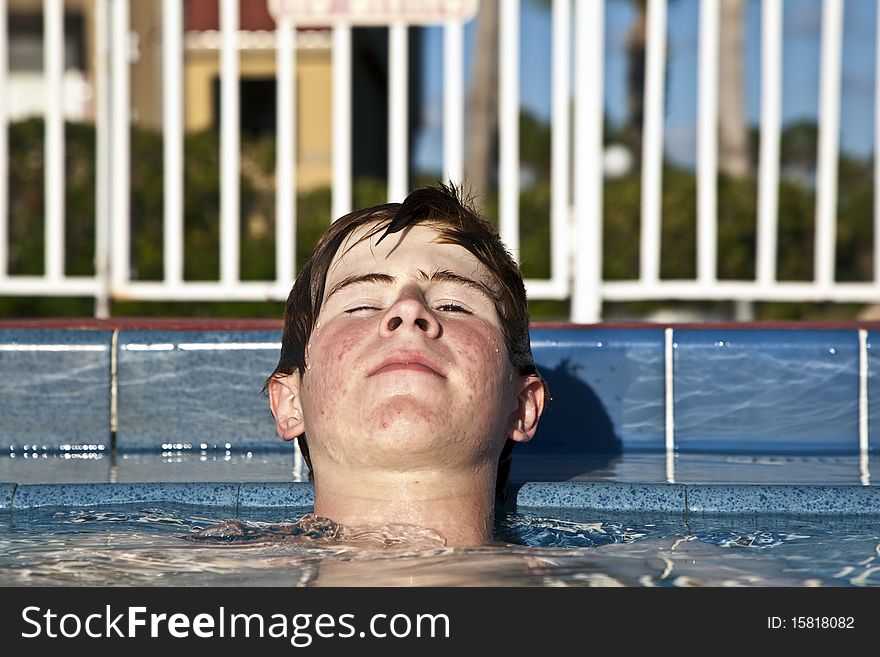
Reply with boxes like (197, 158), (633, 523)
(2, 505), (878, 587)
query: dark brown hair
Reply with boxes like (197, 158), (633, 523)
(267, 183), (544, 501)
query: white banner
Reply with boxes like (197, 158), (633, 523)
(268, 0), (479, 25)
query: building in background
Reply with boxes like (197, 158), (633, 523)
(5, 0), (420, 190)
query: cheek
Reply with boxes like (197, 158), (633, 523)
(451, 324), (512, 401)
(303, 321), (371, 400)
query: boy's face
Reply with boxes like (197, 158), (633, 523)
(293, 223), (523, 472)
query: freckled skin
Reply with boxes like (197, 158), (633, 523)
(299, 225), (517, 474)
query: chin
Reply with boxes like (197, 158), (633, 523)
(367, 395), (446, 428)
(371, 412), (445, 442)
(362, 401), (450, 447)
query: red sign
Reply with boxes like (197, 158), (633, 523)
(268, 0), (479, 25)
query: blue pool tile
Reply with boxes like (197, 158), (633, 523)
(12, 482), (239, 509)
(238, 482), (315, 508)
(686, 484), (880, 515)
(527, 329), (666, 454)
(0, 484), (15, 510)
(0, 329), (112, 450)
(868, 331), (879, 453)
(0, 453), (111, 484)
(509, 452), (668, 483)
(113, 451), (299, 483)
(513, 481), (686, 513)
(673, 330), (860, 453)
(674, 453), (870, 485)
(116, 330), (282, 450)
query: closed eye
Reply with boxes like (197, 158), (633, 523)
(344, 305), (380, 313)
(436, 303), (470, 314)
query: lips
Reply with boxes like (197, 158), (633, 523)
(367, 352), (446, 378)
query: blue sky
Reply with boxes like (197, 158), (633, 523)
(412, 0), (878, 172)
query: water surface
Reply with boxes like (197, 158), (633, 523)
(1, 505), (878, 586)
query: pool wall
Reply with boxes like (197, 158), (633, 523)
(1, 320), (878, 514)
(3, 480), (880, 516)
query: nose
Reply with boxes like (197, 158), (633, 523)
(379, 291), (442, 339)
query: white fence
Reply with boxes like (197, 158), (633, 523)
(0, 0), (879, 321)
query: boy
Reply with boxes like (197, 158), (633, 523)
(267, 184), (546, 546)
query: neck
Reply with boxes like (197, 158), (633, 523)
(312, 464), (499, 547)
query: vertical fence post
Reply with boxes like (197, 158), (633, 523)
(756, 0), (782, 287)
(875, 0), (880, 285)
(44, 0), (65, 281)
(0, 0), (7, 280)
(697, 0), (719, 285)
(498, 0), (520, 259)
(815, 0), (843, 290)
(550, 0), (571, 295)
(387, 22), (408, 202)
(276, 16), (296, 286)
(110, 0), (130, 293)
(572, 0), (604, 323)
(331, 24), (352, 222)
(94, 0), (111, 317)
(639, 0), (667, 287)
(220, 0), (240, 285)
(443, 20), (464, 186)
(162, 0), (184, 287)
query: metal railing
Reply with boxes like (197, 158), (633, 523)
(0, 0), (878, 321)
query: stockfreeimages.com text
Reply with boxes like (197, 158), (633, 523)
(21, 605), (450, 646)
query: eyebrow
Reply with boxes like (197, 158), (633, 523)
(325, 269), (498, 304)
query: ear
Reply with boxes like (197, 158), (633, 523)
(506, 375), (546, 443)
(268, 374), (305, 442)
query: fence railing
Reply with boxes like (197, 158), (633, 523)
(0, 0), (879, 322)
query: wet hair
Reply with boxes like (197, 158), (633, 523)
(266, 183), (545, 502)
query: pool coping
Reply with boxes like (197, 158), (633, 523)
(2, 481), (879, 517)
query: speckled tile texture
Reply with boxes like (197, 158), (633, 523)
(239, 482), (315, 507)
(0, 329), (112, 450)
(116, 330), (282, 450)
(12, 482), (239, 509)
(3, 482), (879, 516)
(685, 484), (880, 515)
(673, 330), (860, 453)
(529, 329), (665, 452)
(513, 481), (687, 512)
(0, 484), (16, 510)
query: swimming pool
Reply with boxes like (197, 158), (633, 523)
(1, 320), (878, 586)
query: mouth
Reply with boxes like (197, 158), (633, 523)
(368, 354), (446, 378)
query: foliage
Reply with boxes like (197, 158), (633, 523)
(1, 116), (875, 321)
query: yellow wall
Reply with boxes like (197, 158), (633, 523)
(184, 46), (332, 191)
(294, 50), (333, 191)
(130, 0), (163, 128)
(8, 0), (334, 191)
